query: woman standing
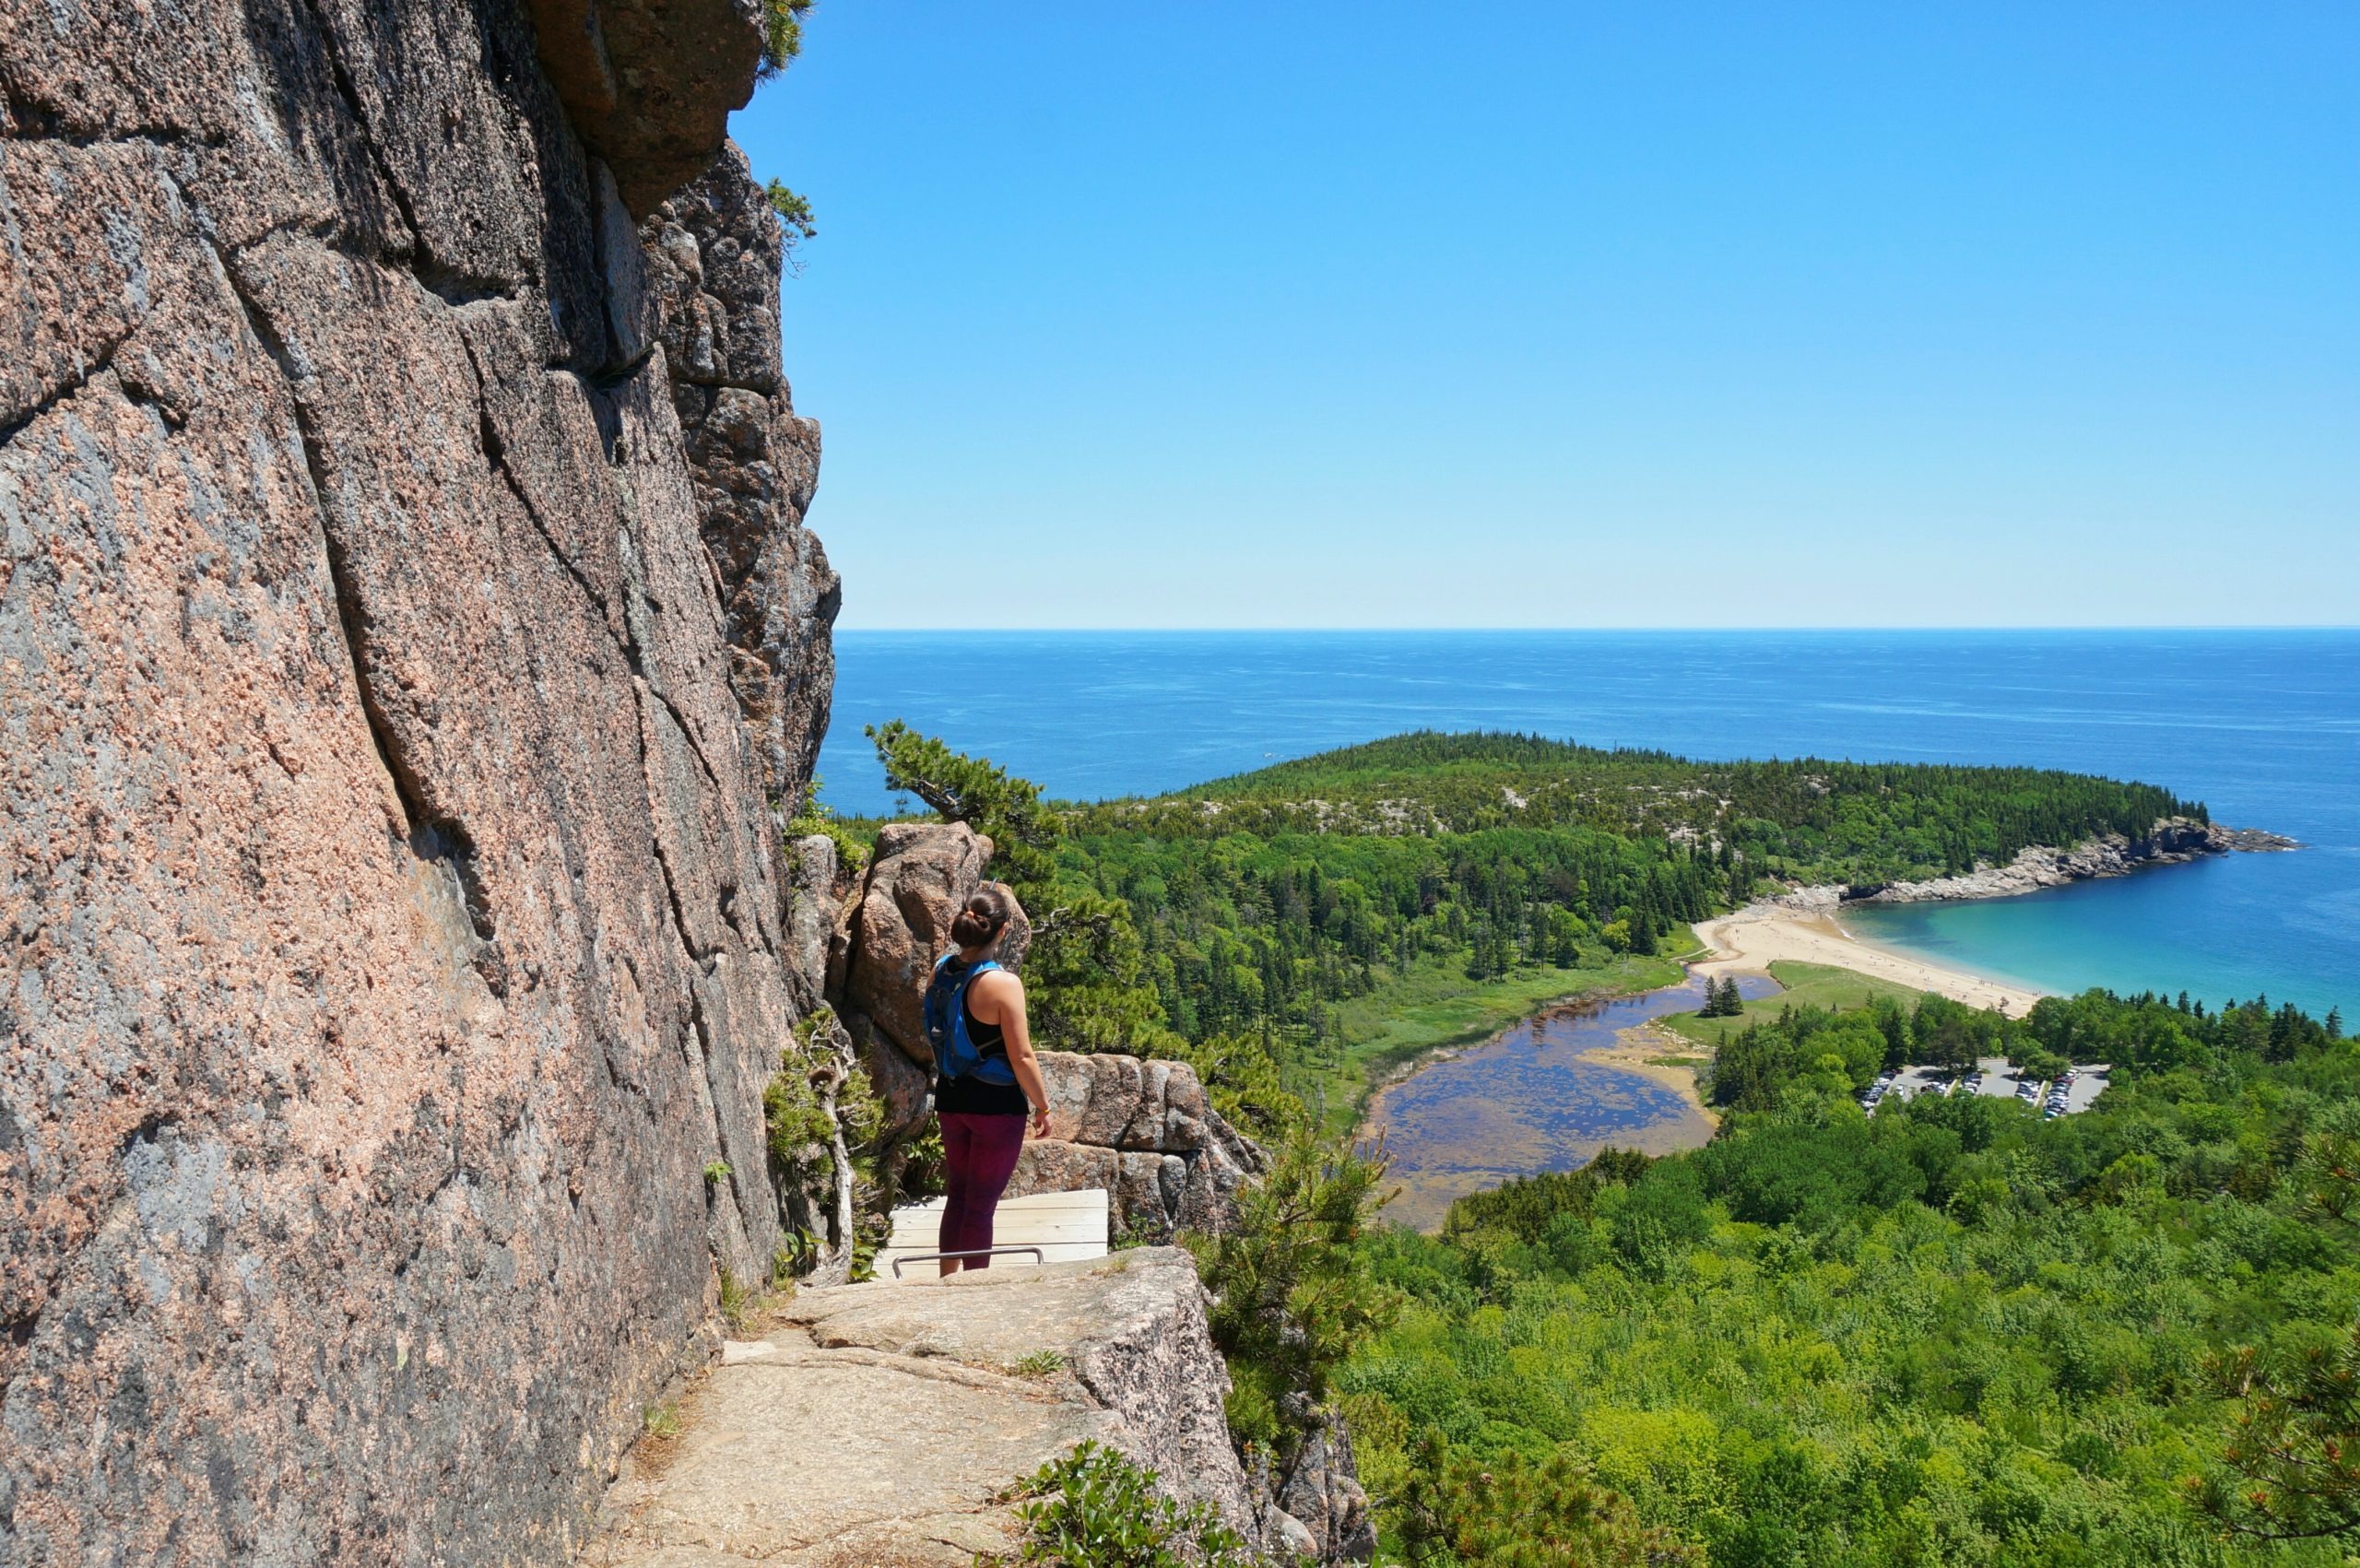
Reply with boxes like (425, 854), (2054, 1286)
(923, 886), (1051, 1276)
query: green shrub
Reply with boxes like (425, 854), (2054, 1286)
(716, 1267), (753, 1334)
(764, 1007), (880, 1179)
(1399, 1438), (1700, 1567)
(784, 772), (867, 876)
(1186, 1129), (1399, 1456)
(1009, 1442), (1253, 1568)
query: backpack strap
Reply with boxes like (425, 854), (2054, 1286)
(926, 954), (1016, 1085)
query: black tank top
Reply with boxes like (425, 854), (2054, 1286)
(935, 963), (1027, 1116)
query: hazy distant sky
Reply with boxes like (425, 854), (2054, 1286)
(728, 4), (2357, 630)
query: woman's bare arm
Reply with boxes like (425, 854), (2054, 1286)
(973, 969), (1051, 1138)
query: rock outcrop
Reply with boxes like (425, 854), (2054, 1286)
(0, 0), (836, 1560)
(647, 146), (837, 830)
(838, 820), (996, 1063)
(825, 819), (1044, 1150)
(522, 0), (764, 216)
(1013, 1051), (1267, 1241)
(581, 1250), (1264, 1565)
(1764, 818), (2301, 912)
(1269, 1415), (1379, 1565)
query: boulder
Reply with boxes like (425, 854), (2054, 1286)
(990, 881), (1037, 973)
(1176, 1136), (1257, 1235)
(784, 831), (842, 1001)
(843, 821), (994, 1064)
(1275, 1412), (1379, 1564)
(522, 0), (765, 215)
(1039, 1050), (1218, 1150)
(844, 1008), (932, 1148)
(1009, 1138), (1120, 1199)
(1009, 1054), (1264, 1238)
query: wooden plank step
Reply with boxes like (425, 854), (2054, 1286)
(878, 1187), (1110, 1279)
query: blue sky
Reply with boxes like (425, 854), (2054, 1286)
(729, 4), (2357, 630)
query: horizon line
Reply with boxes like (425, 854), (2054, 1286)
(832, 623), (2360, 635)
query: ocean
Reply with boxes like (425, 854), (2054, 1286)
(817, 630), (2359, 1020)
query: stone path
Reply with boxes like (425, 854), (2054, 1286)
(577, 1250), (1257, 1566)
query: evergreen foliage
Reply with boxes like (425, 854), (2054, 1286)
(867, 720), (1062, 887)
(1696, 975), (1746, 1017)
(1080, 730), (2201, 888)
(1186, 1131), (1401, 1456)
(762, 179), (816, 272)
(755, 0), (813, 80)
(1398, 1438), (1702, 1567)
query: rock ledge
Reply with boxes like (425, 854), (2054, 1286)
(579, 1250), (1266, 1565)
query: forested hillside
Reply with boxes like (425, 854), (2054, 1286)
(1079, 731), (2200, 881)
(1033, 733), (2202, 1114)
(831, 728), (2209, 1124)
(1341, 990), (2360, 1565)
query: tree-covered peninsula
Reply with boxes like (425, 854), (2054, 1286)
(1005, 730), (2206, 1120)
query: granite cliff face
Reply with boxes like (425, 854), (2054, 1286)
(0, 0), (839, 1560)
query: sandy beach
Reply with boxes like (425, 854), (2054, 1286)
(1690, 904), (2046, 1016)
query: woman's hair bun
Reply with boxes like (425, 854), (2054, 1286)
(950, 884), (1012, 949)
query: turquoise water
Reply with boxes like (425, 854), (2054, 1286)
(820, 630), (2359, 1019)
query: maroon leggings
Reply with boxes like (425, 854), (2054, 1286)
(938, 1112), (1029, 1267)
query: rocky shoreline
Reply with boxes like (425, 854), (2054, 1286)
(1767, 818), (2299, 912)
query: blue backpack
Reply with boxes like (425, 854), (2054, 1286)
(924, 954), (1015, 1085)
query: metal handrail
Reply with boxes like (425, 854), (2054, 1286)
(889, 1245), (1045, 1279)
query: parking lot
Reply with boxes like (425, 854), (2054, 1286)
(1860, 1057), (2110, 1118)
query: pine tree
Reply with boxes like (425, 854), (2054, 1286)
(1697, 975), (1742, 1019)
(2330, 1007), (2345, 1042)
